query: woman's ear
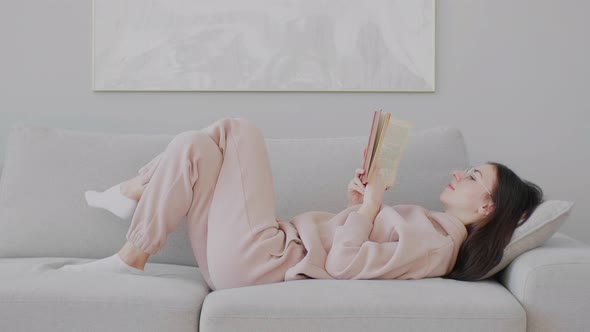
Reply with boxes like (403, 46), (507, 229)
(478, 202), (495, 216)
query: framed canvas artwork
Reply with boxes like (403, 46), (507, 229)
(92, 0), (435, 91)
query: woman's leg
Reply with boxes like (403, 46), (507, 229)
(81, 151), (162, 269)
(124, 128), (223, 280)
(120, 150), (165, 202)
(63, 117), (305, 286)
(127, 117), (306, 289)
(114, 155), (162, 269)
(197, 117), (306, 290)
(83, 153), (157, 221)
(119, 175), (149, 201)
(59, 133), (222, 275)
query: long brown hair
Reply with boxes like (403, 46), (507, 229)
(443, 162), (545, 281)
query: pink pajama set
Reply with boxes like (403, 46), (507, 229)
(125, 117), (468, 291)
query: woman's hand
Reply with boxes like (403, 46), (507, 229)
(347, 168), (367, 206)
(347, 148), (392, 207)
(347, 148), (369, 206)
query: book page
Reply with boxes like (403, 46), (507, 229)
(374, 118), (414, 187)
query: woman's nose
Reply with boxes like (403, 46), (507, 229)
(452, 171), (461, 182)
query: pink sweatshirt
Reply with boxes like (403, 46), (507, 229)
(280, 204), (468, 281)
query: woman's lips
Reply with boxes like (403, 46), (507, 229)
(447, 183), (455, 190)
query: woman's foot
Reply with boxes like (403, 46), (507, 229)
(84, 175), (148, 220)
(57, 253), (146, 275)
(58, 242), (150, 275)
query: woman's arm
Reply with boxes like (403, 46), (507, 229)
(357, 201), (380, 222)
(324, 210), (401, 279)
(356, 160), (386, 219)
(325, 208), (436, 280)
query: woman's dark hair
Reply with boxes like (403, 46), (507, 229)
(443, 161), (545, 281)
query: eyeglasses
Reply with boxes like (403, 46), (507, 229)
(462, 167), (492, 196)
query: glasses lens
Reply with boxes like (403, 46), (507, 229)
(463, 168), (471, 179)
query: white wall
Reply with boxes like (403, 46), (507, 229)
(1, 0), (589, 244)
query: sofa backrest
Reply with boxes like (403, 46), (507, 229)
(0, 123), (469, 266)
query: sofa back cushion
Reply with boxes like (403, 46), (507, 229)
(0, 123), (469, 266)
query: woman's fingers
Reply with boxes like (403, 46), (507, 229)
(355, 168), (365, 180)
(348, 180), (365, 194)
(354, 183), (365, 194)
(350, 169), (368, 195)
(354, 178), (365, 193)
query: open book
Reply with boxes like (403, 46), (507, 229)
(360, 110), (414, 188)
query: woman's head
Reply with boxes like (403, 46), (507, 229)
(440, 162), (545, 281)
(440, 163), (498, 226)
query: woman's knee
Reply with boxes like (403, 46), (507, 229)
(233, 117), (259, 131)
(166, 130), (221, 159)
(228, 118), (265, 144)
(169, 130), (208, 148)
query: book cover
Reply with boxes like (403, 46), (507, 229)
(361, 111), (414, 188)
(360, 109), (382, 184)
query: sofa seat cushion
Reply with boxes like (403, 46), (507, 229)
(199, 278), (525, 332)
(0, 257), (210, 332)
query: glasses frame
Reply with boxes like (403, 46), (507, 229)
(462, 167), (492, 196)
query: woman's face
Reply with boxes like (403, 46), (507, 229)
(439, 164), (497, 226)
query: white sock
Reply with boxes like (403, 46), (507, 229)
(85, 183), (138, 220)
(58, 253), (145, 275)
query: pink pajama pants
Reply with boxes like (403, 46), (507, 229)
(125, 117), (306, 291)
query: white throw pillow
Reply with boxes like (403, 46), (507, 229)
(479, 200), (574, 280)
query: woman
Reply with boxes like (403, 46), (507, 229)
(59, 117), (544, 289)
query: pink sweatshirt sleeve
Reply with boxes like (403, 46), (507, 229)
(325, 211), (434, 280)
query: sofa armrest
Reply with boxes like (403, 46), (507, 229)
(497, 232), (590, 332)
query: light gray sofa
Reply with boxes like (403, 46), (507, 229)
(0, 121), (589, 332)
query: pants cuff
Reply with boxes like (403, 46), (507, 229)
(126, 230), (162, 255)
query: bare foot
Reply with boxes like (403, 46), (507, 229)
(120, 175), (149, 201)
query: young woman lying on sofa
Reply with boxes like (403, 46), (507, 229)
(58, 117), (544, 290)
